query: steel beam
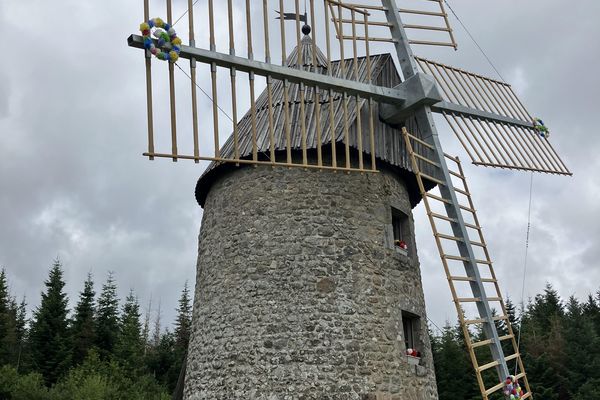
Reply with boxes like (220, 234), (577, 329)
(128, 34), (407, 105)
(432, 101), (534, 129)
(380, 0), (511, 383)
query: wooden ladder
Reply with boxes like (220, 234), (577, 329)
(401, 128), (532, 399)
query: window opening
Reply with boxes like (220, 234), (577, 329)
(392, 208), (409, 251)
(402, 311), (421, 358)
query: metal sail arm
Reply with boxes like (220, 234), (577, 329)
(379, 53), (572, 176)
(379, 0), (520, 394)
(128, 34), (407, 105)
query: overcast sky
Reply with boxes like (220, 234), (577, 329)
(1, 0), (599, 332)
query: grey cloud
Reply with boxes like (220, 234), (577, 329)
(1, 0), (599, 330)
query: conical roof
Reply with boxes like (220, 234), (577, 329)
(197, 34), (431, 206)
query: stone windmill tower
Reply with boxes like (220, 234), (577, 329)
(128, 1), (570, 399)
(187, 33), (438, 399)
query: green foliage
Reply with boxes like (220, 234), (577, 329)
(432, 285), (600, 400)
(51, 350), (170, 400)
(0, 269), (22, 368)
(0, 365), (49, 400)
(174, 281), (192, 354)
(145, 329), (180, 392)
(115, 290), (143, 371)
(28, 259), (71, 385)
(95, 272), (120, 359)
(431, 323), (479, 400)
(71, 273), (96, 366)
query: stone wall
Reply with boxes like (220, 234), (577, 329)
(184, 163), (438, 400)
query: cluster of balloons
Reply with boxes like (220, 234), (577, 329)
(503, 376), (523, 399)
(406, 348), (421, 357)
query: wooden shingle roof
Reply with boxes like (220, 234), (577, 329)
(196, 35), (431, 207)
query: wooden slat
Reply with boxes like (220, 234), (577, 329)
(472, 338), (493, 349)
(477, 359), (500, 372)
(456, 297), (481, 303)
(485, 381), (506, 396)
(414, 152), (441, 168)
(418, 172), (446, 186)
(429, 212), (457, 224)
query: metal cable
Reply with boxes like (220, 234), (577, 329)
(172, 0), (200, 27)
(174, 62), (234, 123)
(443, 0), (506, 83)
(514, 172), (533, 374)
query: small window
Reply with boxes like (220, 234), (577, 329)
(402, 311), (421, 357)
(392, 208), (409, 251)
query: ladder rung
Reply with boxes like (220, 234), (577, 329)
(486, 297), (502, 302)
(436, 235), (485, 249)
(413, 152), (441, 168)
(456, 297), (480, 303)
(448, 169), (464, 180)
(485, 381), (506, 396)
(406, 133), (435, 150)
(435, 233), (462, 242)
(449, 275), (496, 284)
(498, 335), (514, 342)
(505, 353), (520, 362)
(418, 172), (446, 186)
(430, 212), (457, 224)
(465, 222), (481, 230)
(477, 359), (500, 372)
(426, 193), (452, 204)
(449, 275), (474, 282)
(443, 254), (492, 266)
(471, 338), (492, 348)
(520, 392), (532, 400)
(499, 334), (514, 341)
(465, 318), (485, 325)
(454, 186), (470, 196)
(459, 204), (476, 213)
(465, 314), (507, 325)
(515, 372), (526, 380)
(444, 153), (459, 162)
(444, 254), (470, 262)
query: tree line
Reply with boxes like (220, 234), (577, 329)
(1, 260), (599, 399)
(0, 259), (191, 399)
(431, 285), (600, 400)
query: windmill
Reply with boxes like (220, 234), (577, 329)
(128, 1), (570, 399)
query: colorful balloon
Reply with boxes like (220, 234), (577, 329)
(139, 18), (181, 63)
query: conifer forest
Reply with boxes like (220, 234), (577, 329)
(0, 260), (598, 399)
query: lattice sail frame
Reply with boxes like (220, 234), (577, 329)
(127, 0), (470, 172)
(128, 0), (572, 398)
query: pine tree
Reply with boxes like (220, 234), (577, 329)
(171, 282), (192, 394)
(152, 299), (162, 347)
(141, 296), (152, 355)
(29, 259), (71, 385)
(563, 296), (600, 398)
(519, 285), (567, 400)
(95, 272), (120, 359)
(431, 322), (478, 400)
(71, 273), (96, 366)
(116, 290), (143, 371)
(0, 269), (14, 365)
(174, 281), (192, 354)
(14, 297), (27, 371)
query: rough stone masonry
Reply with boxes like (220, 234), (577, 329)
(184, 163), (438, 400)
